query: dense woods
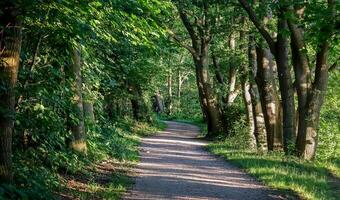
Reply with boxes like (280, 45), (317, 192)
(0, 0), (339, 199)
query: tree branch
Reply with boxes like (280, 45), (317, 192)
(329, 57), (339, 71)
(238, 0), (276, 54)
(177, 5), (198, 49)
(169, 33), (198, 58)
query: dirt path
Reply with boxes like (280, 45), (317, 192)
(123, 121), (291, 200)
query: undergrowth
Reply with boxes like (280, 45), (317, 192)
(0, 117), (165, 200)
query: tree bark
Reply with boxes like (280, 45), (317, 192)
(250, 84), (268, 151)
(167, 70), (173, 115)
(243, 82), (257, 149)
(248, 34), (267, 151)
(272, 12), (296, 155)
(194, 53), (225, 137)
(255, 47), (281, 151)
(0, 1), (22, 182)
(69, 47), (87, 154)
(226, 35), (239, 106)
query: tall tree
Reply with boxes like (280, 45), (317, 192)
(238, 0), (295, 154)
(286, 0), (336, 159)
(0, 1), (22, 182)
(248, 34), (267, 151)
(69, 47), (87, 154)
(172, 1), (226, 137)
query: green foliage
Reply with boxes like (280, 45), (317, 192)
(1, 0), (171, 198)
(1, 117), (165, 199)
(318, 72), (340, 161)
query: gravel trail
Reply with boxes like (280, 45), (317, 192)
(123, 121), (292, 200)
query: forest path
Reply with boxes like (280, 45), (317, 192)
(122, 121), (290, 200)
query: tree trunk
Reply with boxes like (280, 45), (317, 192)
(194, 64), (208, 123)
(177, 70), (182, 104)
(285, 1), (335, 159)
(248, 35), (267, 151)
(176, 2), (224, 135)
(69, 47), (87, 154)
(276, 14), (296, 154)
(0, 2), (22, 182)
(243, 82), (257, 149)
(167, 70), (173, 115)
(250, 84), (268, 151)
(194, 52), (225, 137)
(240, 22), (256, 150)
(226, 35), (239, 106)
(255, 47), (281, 151)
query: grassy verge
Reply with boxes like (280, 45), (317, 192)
(172, 119), (339, 200)
(57, 118), (166, 199)
(207, 141), (339, 200)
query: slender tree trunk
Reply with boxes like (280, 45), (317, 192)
(167, 70), (173, 115)
(240, 22), (256, 150)
(0, 2), (22, 182)
(243, 82), (256, 149)
(69, 47), (87, 154)
(176, 2), (224, 135)
(177, 70), (182, 103)
(250, 85), (267, 151)
(291, 38), (309, 153)
(276, 15), (296, 154)
(248, 36), (267, 150)
(226, 35), (239, 106)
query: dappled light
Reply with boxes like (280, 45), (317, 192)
(0, 0), (338, 199)
(123, 122), (286, 200)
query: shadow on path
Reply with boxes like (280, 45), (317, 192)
(122, 121), (295, 200)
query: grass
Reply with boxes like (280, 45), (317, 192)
(1, 117), (166, 200)
(207, 141), (340, 200)
(57, 118), (166, 199)
(171, 119), (339, 200)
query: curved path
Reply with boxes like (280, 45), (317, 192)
(123, 121), (290, 200)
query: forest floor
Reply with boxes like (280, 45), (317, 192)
(122, 121), (297, 200)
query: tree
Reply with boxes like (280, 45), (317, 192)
(68, 47), (87, 154)
(0, 1), (22, 182)
(172, 1), (226, 137)
(286, 0), (336, 159)
(238, 0), (295, 154)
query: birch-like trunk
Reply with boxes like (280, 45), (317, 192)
(69, 47), (87, 154)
